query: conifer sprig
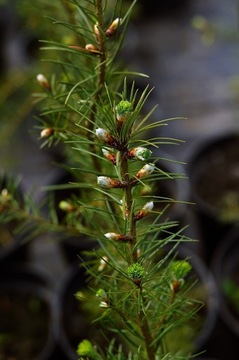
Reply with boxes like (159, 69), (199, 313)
(0, 1), (203, 359)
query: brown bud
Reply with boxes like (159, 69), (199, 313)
(104, 232), (133, 242)
(95, 128), (120, 149)
(94, 22), (100, 42)
(134, 201), (154, 221)
(97, 176), (126, 189)
(85, 43), (102, 55)
(173, 280), (180, 293)
(36, 74), (51, 91)
(136, 164), (155, 179)
(102, 149), (116, 165)
(40, 128), (54, 138)
(106, 18), (122, 37)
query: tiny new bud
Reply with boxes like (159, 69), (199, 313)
(96, 288), (107, 299)
(104, 232), (120, 241)
(94, 22), (100, 41)
(128, 147), (152, 161)
(135, 201), (154, 221)
(75, 291), (85, 301)
(95, 128), (119, 148)
(77, 340), (95, 357)
(127, 263), (145, 286)
(97, 176), (124, 189)
(59, 200), (75, 213)
(40, 128), (54, 138)
(102, 148), (116, 164)
(171, 279), (183, 293)
(1, 189), (9, 199)
(171, 260), (192, 280)
(104, 232), (132, 242)
(106, 18), (122, 37)
(136, 163), (155, 178)
(142, 201), (154, 212)
(85, 43), (101, 55)
(100, 301), (109, 308)
(97, 176), (112, 189)
(96, 128), (110, 142)
(0, 188), (12, 207)
(116, 100), (132, 123)
(98, 256), (108, 272)
(36, 74), (51, 90)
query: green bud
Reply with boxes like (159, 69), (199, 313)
(96, 288), (106, 299)
(134, 147), (152, 161)
(59, 200), (75, 212)
(127, 263), (145, 284)
(171, 260), (192, 281)
(77, 339), (94, 356)
(116, 100), (132, 115)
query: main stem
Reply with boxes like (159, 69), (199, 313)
(95, 2), (155, 357)
(121, 150), (155, 359)
(121, 151), (138, 263)
(88, 0), (107, 173)
(139, 293), (156, 360)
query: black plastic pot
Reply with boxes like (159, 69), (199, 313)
(0, 226), (31, 264)
(0, 264), (57, 360)
(58, 235), (98, 264)
(186, 131), (239, 262)
(138, 0), (190, 17)
(195, 358), (220, 360)
(211, 227), (239, 338)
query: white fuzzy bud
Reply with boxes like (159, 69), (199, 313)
(98, 256), (108, 272)
(97, 176), (114, 189)
(96, 128), (110, 142)
(40, 128), (54, 138)
(102, 148), (110, 157)
(100, 301), (109, 308)
(137, 163), (155, 178)
(104, 232), (120, 241)
(142, 201), (154, 212)
(135, 201), (154, 221)
(36, 74), (50, 90)
(97, 176), (123, 189)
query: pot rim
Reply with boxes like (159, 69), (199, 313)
(184, 130), (239, 220)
